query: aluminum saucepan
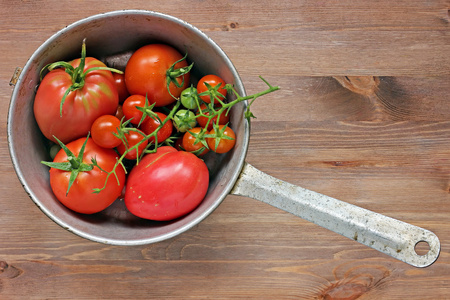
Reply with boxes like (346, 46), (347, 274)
(7, 10), (440, 267)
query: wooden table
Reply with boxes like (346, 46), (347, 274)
(1, 1), (449, 299)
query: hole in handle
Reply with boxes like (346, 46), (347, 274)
(414, 240), (431, 256)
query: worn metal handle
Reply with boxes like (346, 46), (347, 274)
(231, 163), (440, 267)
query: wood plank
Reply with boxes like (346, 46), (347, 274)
(245, 76), (450, 122)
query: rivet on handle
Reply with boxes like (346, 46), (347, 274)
(10, 67), (22, 87)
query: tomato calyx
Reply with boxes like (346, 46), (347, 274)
(206, 123), (234, 149)
(185, 127), (210, 155)
(198, 81), (227, 104)
(166, 52), (194, 100)
(206, 124), (236, 154)
(39, 39), (123, 117)
(41, 135), (94, 195)
(133, 95), (157, 126)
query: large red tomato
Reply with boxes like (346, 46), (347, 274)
(46, 137), (126, 214)
(34, 56), (119, 144)
(124, 146), (209, 221)
(124, 44), (190, 107)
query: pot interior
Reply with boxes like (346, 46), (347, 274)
(8, 10), (249, 245)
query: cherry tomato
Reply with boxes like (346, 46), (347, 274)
(180, 86), (200, 109)
(122, 94), (148, 125)
(182, 127), (209, 156)
(34, 56), (119, 144)
(112, 72), (130, 103)
(196, 74), (227, 104)
(196, 104), (230, 131)
(125, 146), (209, 221)
(207, 125), (236, 154)
(91, 115), (122, 148)
(173, 109), (197, 133)
(139, 112), (173, 144)
(125, 44), (190, 107)
(116, 129), (148, 160)
(48, 137), (126, 214)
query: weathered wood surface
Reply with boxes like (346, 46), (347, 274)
(1, 0), (449, 299)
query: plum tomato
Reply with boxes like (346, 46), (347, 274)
(125, 44), (190, 107)
(139, 112), (173, 144)
(207, 125), (236, 154)
(47, 137), (126, 214)
(197, 74), (227, 104)
(112, 72), (130, 103)
(182, 127), (209, 156)
(124, 146), (209, 221)
(116, 129), (148, 160)
(196, 103), (230, 131)
(91, 115), (122, 148)
(122, 94), (148, 125)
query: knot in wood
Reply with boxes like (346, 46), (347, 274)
(334, 76), (380, 96)
(320, 282), (369, 300)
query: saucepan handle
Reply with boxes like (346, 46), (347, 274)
(231, 162), (440, 267)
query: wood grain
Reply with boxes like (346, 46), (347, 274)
(1, 0), (449, 299)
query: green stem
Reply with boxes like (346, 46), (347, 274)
(197, 76), (280, 128)
(67, 155), (80, 169)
